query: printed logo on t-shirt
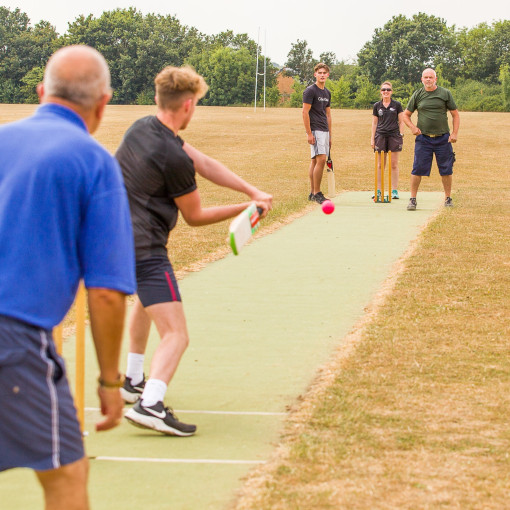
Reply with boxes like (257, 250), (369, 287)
(317, 97), (329, 102)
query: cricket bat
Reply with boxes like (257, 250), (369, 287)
(229, 204), (263, 255)
(327, 152), (335, 198)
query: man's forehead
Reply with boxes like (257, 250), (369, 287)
(422, 71), (436, 78)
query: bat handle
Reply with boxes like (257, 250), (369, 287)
(256, 206), (264, 215)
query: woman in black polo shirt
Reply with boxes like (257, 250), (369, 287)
(371, 81), (404, 200)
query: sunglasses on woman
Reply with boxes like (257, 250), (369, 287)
(381, 88), (392, 91)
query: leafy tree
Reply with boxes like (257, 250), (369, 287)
(328, 60), (358, 81)
(500, 64), (510, 110)
(289, 79), (306, 107)
(435, 63), (451, 89)
(187, 46), (256, 105)
(265, 85), (280, 107)
(319, 51), (337, 68)
(327, 76), (353, 108)
(0, 7), (60, 102)
(285, 39), (316, 85)
(456, 20), (510, 84)
(456, 23), (493, 82)
(65, 8), (204, 104)
(20, 65), (44, 103)
(452, 78), (505, 112)
(489, 21), (510, 79)
(354, 75), (379, 109)
(206, 30), (258, 56)
(357, 13), (458, 85)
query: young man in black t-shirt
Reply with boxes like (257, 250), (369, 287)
(302, 63), (332, 204)
(116, 66), (272, 436)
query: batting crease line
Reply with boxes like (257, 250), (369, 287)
(91, 456), (265, 465)
(85, 407), (286, 416)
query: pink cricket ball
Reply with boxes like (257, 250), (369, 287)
(322, 200), (335, 215)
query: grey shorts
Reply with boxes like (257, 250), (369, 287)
(310, 130), (330, 158)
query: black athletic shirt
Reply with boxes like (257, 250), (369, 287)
(115, 116), (197, 260)
(303, 84), (331, 132)
(372, 99), (403, 135)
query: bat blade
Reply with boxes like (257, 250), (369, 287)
(229, 204), (262, 255)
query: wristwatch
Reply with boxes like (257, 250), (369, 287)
(97, 374), (125, 389)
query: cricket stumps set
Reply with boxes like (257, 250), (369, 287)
(53, 283), (86, 432)
(374, 150), (392, 203)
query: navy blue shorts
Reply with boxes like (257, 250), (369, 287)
(412, 134), (455, 176)
(136, 257), (182, 307)
(0, 315), (84, 472)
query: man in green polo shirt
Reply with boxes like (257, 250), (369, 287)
(403, 68), (460, 210)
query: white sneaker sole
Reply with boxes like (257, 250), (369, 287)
(120, 387), (141, 404)
(124, 409), (196, 437)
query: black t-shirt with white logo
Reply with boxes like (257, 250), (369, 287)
(372, 99), (403, 135)
(303, 84), (331, 132)
(115, 116), (197, 260)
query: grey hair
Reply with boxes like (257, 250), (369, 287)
(44, 45), (112, 109)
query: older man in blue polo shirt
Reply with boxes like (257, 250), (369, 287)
(0, 45), (136, 510)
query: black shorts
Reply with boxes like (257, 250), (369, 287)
(374, 132), (403, 153)
(136, 257), (182, 307)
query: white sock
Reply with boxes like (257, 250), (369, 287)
(125, 353), (145, 386)
(141, 379), (167, 407)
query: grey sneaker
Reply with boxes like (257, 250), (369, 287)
(314, 191), (327, 204)
(444, 197), (453, 207)
(407, 197), (417, 211)
(125, 400), (197, 436)
(120, 375), (145, 404)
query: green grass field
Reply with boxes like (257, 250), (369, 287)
(1, 104), (509, 508)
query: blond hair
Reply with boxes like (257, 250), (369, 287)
(314, 62), (330, 73)
(155, 66), (208, 111)
(380, 81), (393, 98)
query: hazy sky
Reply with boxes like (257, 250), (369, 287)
(5, 0), (509, 65)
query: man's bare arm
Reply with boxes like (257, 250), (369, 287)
(326, 106), (332, 148)
(403, 109), (421, 135)
(87, 288), (127, 431)
(302, 103), (314, 145)
(449, 109), (460, 143)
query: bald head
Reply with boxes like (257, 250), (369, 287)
(422, 68), (436, 79)
(43, 45), (112, 110)
(421, 68), (437, 91)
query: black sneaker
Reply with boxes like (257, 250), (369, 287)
(308, 192), (314, 201)
(125, 400), (197, 437)
(444, 197), (453, 207)
(407, 197), (417, 211)
(314, 191), (327, 204)
(120, 376), (145, 404)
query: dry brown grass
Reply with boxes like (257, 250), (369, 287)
(2, 104), (509, 508)
(229, 111), (510, 509)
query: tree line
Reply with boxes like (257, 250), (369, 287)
(1, 6), (509, 111)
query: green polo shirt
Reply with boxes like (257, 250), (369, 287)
(406, 86), (457, 135)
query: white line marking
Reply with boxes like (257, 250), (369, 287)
(91, 456), (265, 465)
(85, 407), (285, 416)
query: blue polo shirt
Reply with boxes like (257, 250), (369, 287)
(0, 103), (136, 329)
